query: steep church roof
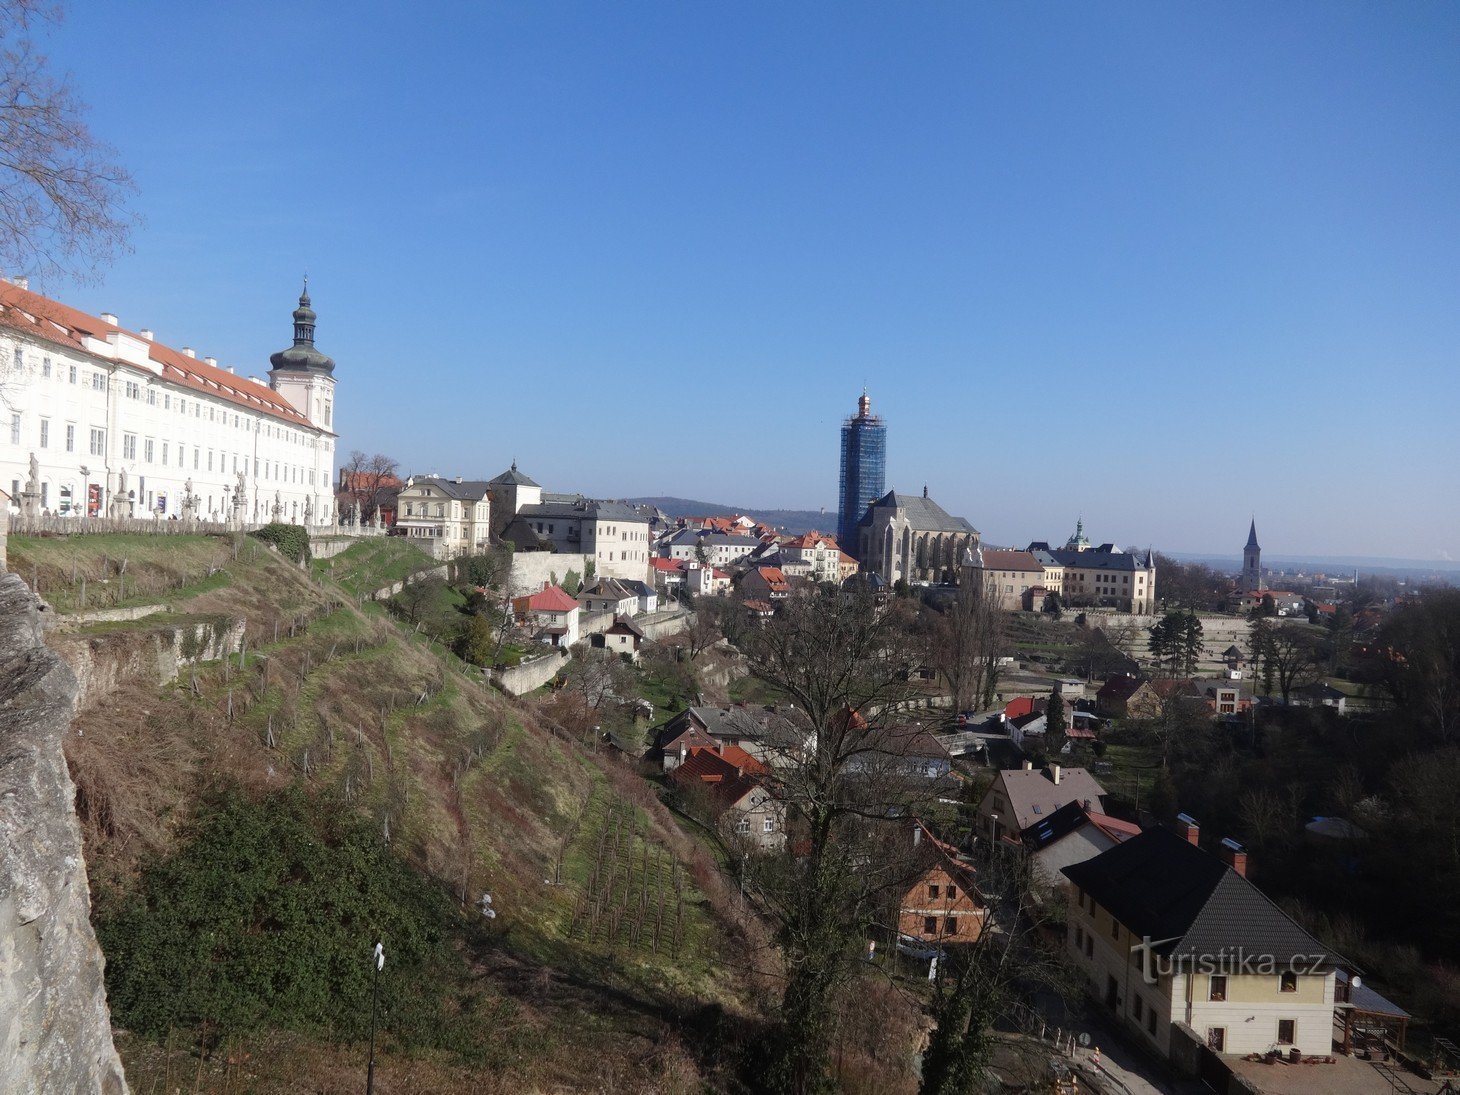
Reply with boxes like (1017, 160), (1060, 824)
(1246, 519), (1260, 550)
(861, 490), (978, 535)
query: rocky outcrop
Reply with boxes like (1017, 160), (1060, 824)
(0, 573), (128, 1094)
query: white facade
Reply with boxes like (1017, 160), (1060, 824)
(1066, 888), (1337, 1059)
(395, 476), (492, 558)
(0, 282), (336, 523)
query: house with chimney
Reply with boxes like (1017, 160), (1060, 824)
(1062, 815), (1342, 1060)
(510, 583), (582, 648)
(975, 763), (1107, 844)
(670, 745), (785, 851)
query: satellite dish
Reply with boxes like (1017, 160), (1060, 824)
(1078, 1033), (1092, 1047)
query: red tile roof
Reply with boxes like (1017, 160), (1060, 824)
(783, 530), (841, 551)
(980, 549), (1045, 573)
(0, 282), (318, 429)
(671, 748), (767, 809)
(651, 557), (686, 573)
(756, 566), (790, 592)
(515, 584), (580, 613)
(684, 743), (767, 775)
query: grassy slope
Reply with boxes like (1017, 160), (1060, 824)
(9, 533), (769, 1093)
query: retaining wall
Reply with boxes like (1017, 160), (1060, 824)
(492, 648), (570, 696)
(503, 551), (593, 597)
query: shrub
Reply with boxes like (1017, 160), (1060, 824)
(96, 788), (472, 1050)
(249, 523), (311, 564)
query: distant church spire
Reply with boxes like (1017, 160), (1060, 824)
(1246, 518), (1260, 550)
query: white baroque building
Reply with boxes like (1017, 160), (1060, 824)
(0, 279), (337, 524)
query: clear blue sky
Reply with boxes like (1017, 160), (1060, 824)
(34, 1), (1460, 558)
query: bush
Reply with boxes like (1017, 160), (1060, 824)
(96, 788), (471, 1049)
(249, 523), (311, 564)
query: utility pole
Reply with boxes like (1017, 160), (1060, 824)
(366, 941), (384, 1094)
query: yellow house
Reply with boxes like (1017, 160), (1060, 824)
(1062, 819), (1340, 1060)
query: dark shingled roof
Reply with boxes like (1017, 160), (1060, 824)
(1062, 827), (1339, 969)
(489, 464), (541, 488)
(861, 490), (978, 535)
(405, 476), (492, 500)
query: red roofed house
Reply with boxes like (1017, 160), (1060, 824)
(0, 280), (338, 524)
(671, 747), (785, 850)
(967, 548), (1049, 611)
(899, 822), (987, 947)
(780, 530), (848, 584)
(650, 556), (686, 594)
(511, 583), (582, 647)
(738, 566), (791, 602)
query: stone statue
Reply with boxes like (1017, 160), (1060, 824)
(235, 469), (247, 499)
(272, 490), (283, 521)
(303, 497), (313, 525)
(19, 452), (41, 518)
(181, 478), (197, 520)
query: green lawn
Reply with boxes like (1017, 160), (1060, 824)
(310, 536), (434, 597)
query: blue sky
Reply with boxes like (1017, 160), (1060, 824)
(33, 1), (1460, 557)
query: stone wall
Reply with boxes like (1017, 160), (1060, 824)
(0, 574), (129, 1093)
(369, 563), (451, 601)
(491, 648), (570, 697)
(53, 615), (246, 710)
(503, 551), (592, 597)
(634, 608), (691, 641)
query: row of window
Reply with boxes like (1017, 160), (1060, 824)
(733, 817), (777, 834)
(10, 416), (317, 485)
(16, 348), (320, 446)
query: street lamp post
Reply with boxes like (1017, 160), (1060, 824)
(366, 941), (384, 1094)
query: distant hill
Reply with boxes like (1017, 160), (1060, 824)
(626, 496), (835, 537)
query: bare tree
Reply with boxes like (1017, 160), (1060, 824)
(340, 450), (399, 522)
(0, 2), (136, 282)
(1252, 621), (1327, 703)
(929, 574), (1007, 713)
(736, 587), (937, 1094)
(919, 848), (1075, 1095)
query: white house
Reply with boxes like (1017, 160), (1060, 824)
(1063, 820), (1340, 1061)
(394, 475), (492, 558)
(0, 280), (337, 524)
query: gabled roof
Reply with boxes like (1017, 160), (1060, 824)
(754, 566), (790, 591)
(607, 614), (646, 639)
(1096, 675), (1147, 703)
(1024, 800), (1140, 853)
(1061, 827), (1338, 968)
(580, 578), (637, 601)
(1027, 543), (1152, 572)
(978, 549), (1045, 573)
(404, 475), (493, 500)
(990, 767), (1107, 830)
(862, 490), (978, 535)
(783, 530), (842, 551)
(517, 584), (579, 614)
(650, 557), (686, 574)
(671, 748), (770, 811)
(0, 281), (317, 428)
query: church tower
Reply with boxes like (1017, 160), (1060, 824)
(268, 279), (337, 431)
(1241, 519), (1264, 592)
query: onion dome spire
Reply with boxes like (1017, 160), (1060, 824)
(269, 275), (336, 374)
